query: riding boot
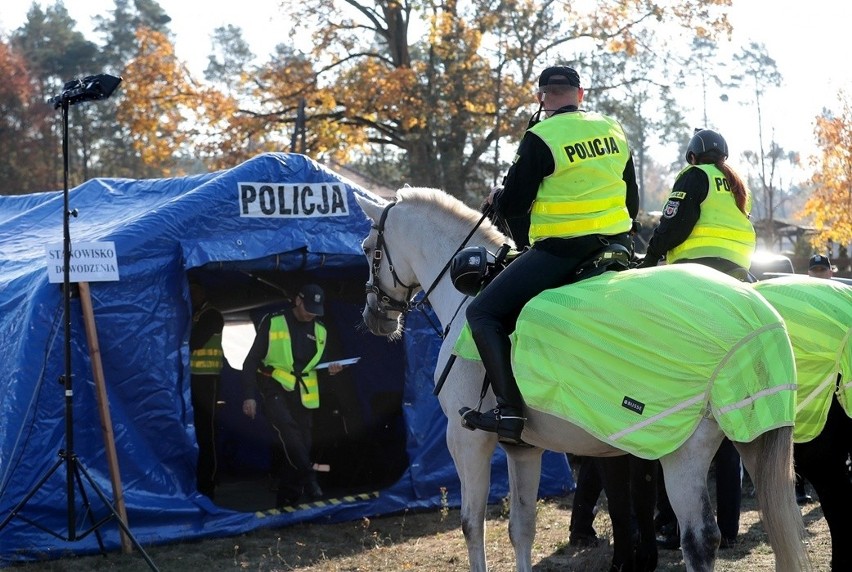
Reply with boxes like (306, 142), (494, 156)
(459, 326), (525, 444)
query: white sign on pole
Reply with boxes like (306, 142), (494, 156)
(45, 241), (120, 283)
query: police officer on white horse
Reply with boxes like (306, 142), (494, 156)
(460, 65), (639, 444)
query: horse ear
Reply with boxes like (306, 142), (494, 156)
(354, 192), (388, 223)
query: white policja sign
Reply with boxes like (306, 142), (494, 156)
(238, 182), (350, 218)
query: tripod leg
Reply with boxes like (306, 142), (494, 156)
(0, 457), (64, 532)
(75, 461), (160, 572)
(70, 459), (107, 553)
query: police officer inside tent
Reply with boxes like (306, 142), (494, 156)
(241, 284), (344, 506)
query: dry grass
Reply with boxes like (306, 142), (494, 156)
(8, 487), (832, 571)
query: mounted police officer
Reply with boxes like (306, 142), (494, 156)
(241, 284), (343, 506)
(459, 65), (639, 444)
(638, 128), (755, 278)
(639, 128), (756, 550)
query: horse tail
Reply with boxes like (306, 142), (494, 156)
(749, 426), (812, 572)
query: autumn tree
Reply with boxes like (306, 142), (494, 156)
(212, 0), (732, 200)
(8, 2), (103, 190)
(91, 0), (179, 178)
(117, 28), (232, 176)
(800, 91), (852, 250)
(0, 40), (54, 194)
(195, 42), (326, 171)
(0, 0), (181, 189)
(94, 0), (173, 70)
(0, 0), (736, 194)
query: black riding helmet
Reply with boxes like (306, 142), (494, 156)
(686, 129), (728, 162)
(450, 246), (489, 297)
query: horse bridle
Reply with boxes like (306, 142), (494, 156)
(365, 200), (493, 339)
(365, 202), (419, 317)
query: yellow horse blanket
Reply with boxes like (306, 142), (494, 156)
(456, 264), (797, 459)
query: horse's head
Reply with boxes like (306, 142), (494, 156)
(354, 193), (419, 337)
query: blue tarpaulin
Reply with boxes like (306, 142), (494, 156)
(0, 153), (572, 562)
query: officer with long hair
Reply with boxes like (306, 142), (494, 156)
(639, 128), (755, 549)
(638, 129), (754, 278)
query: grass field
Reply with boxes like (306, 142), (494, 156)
(9, 481), (832, 571)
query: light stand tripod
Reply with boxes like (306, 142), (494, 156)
(0, 75), (157, 571)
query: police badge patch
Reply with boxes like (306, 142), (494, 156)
(662, 200), (680, 218)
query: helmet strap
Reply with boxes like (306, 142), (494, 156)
(527, 104), (544, 128)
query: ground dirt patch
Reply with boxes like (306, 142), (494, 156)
(9, 483), (831, 571)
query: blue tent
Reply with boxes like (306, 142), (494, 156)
(0, 153), (572, 562)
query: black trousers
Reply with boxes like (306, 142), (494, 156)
(466, 236), (625, 407)
(794, 398), (852, 571)
(600, 455), (658, 571)
(467, 235), (628, 334)
(258, 377), (314, 501)
(569, 456), (602, 538)
(190, 373), (219, 498)
(570, 454), (658, 570)
(713, 438), (742, 540)
(569, 455), (659, 538)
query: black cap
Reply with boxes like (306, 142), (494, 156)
(298, 284), (325, 316)
(538, 66), (581, 88)
(808, 254), (831, 269)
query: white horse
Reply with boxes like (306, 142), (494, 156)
(354, 188), (810, 572)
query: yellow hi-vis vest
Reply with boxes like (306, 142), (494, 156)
(667, 164), (756, 269)
(190, 306), (224, 375)
(190, 333), (223, 374)
(527, 111), (633, 242)
(262, 315), (326, 409)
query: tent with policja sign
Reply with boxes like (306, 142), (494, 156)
(0, 152), (572, 562)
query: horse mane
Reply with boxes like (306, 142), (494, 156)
(394, 187), (510, 246)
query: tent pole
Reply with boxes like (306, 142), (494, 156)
(78, 281), (132, 554)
